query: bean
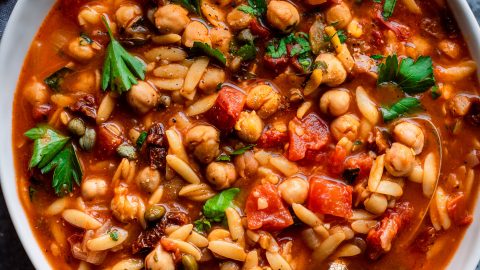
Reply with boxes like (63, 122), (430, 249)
(144, 204), (166, 222)
(79, 128), (96, 151)
(181, 254), (198, 270)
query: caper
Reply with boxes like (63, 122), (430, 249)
(67, 118), (86, 136)
(159, 95), (171, 108)
(79, 128), (96, 151)
(144, 204), (166, 222)
(181, 254), (198, 270)
(237, 29), (254, 43)
(116, 143), (137, 160)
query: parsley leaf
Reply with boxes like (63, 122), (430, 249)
(231, 144), (255, 155)
(235, 42), (257, 61)
(337, 30), (347, 43)
(266, 38), (288, 58)
(25, 126), (82, 196)
(194, 218), (212, 232)
(238, 0), (267, 16)
(238, 5), (257, 15)
(44, 67), (72, 92)
(109, 229), (119, 241)
(377, 55), (435, 94)
(216, 153), (231, 162)
(191, 42), (227, 66)
(383, 0), (397, 19)
(101, 17), (146, 94)
(381, 97), (421, 122)
(136, 131), (148, 148)
(203, 188), (240, 222)
(171, 0), (201, 15)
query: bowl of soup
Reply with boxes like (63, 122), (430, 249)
(1, 0), (479, 269)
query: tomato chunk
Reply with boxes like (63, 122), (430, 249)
(246, 183), (294, 231)
(287, 113), (330, 161)
(329, 145), (347, 175)
(206, 86), (246, 132)
(344, 153), (374, 180)
(447, 192), (473, 226)
(257, 126), (289, 148)
(307, 176), (353, 218)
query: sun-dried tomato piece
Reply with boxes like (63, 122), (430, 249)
(68, 94), (97, 120)
(147, 123), (168, 170)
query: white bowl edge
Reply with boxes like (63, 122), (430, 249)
(0, 0), (478, 270)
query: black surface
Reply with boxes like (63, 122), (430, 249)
(0, 0), (479, 270)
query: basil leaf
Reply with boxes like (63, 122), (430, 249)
(383, 0), (398, 19)
(44, 67), (72, 92)
(191, 42), (227, 66)
(203, 188), (240, 222)
(381, 97), (421, 122)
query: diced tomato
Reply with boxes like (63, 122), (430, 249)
(246, 183), (294, 231)
(447, 192), (473, 226)
(206, 86), (246, 132)
(257, 126), (289, 148)
(344, 153), (374, 180)
(329, 145), (347, 175)
(32, 104), (52, 121)
(287, 113), (330, 161)
(249, 19), (271, 38)
(307, 176), (353, 218)
(375, 9), (410, 40)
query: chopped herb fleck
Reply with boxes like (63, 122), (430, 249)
(109, 229), (119, 241)
(136, 131), (148, 148)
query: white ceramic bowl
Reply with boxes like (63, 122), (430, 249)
(0, 0), (479, 269)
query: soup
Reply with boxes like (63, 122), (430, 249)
(12, 0), (480, 269)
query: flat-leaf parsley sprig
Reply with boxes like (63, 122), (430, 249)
(101, 16), (146, 94)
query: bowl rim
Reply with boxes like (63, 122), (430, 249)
(0, 0), (479, 269)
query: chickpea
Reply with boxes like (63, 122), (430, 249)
(145, 244), (175, 270)
(330, 114), (360, 141)
(226, 7), (253, 31)
(438, 39), (460, 59)
(393, 122), (425, 155)
(81, 177), (108, 200)
(206, 162), (237, 190)
(23, 77), (49, 105)
(209, 26), (232, 53)
(185, 125), (221, 164)
(278, 177), (309, 205)
(266, 1), (300, 32)
(246, 84), (282, 119)
(315, 53), (347, 87)
(154, 4), (190, 34)
(77, 4), (108, 27)
(115, 3), (142, 29)
(182, 21), (211, 48)
(319, 89), (351, 116)
(126, 81), (160, 114)
(199, 67), (226, 93)
(136, 167), (161, 193)
(66, 37), (96, 62)
(233, 150), (259, 178)
(448, 94), (471, 117)
(326, 3), (352, 29)
(235, 111), (264, 143)
(385, 142), (415, 177)
(67, 70), (98, 93)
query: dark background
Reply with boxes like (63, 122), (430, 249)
(0, 0), (479, 269)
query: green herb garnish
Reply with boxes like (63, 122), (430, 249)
(430, 85), (441, 99)
(136, 131), (148, 148)
(383, 0), (398, 19)
(194, 218), (212, 232)
(337, 30), (347, 43)
(231, 144), (255, 155)
(28, 186), (37, 201)
(44, 67), (72, 92)
(235, 43), (257, 61)
(238, 0), (267, 16)
(381, 97), (422, 122)
(25, 126), (82, 196)
(216, 153), (231, 162)
(191, 42), (227, 66)
(101, 17), (146, 94)
(203, 188), (240, 222)
(377, 55), (435, 94)
(266, 33), (312, 59)
(371, 54), (384, 60)
(109, 229), (119, 241)
(172, 0), (201, 15)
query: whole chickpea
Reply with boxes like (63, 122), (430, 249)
(330, 114), (360, 141)
(81, 177), (108, 200)
(326, 3), (353, 29)
(246, 84), (282, 119)
(319, 89), (351, 116)
(393, 122), (425, 155)
(126, 81), (160, 114)
(235, 111), (264, 143)
(182, 21), (212, 48)
(199, 67), (226, 93)
(67, 36), (96, 62)
(185, 125), (221, 164)
(266, 1), (300, 32)
(226, 7), (253, 31)
(385, 142), (415, 177)
(206, 162), (238, 190)
(278, 177), (309, 205)
(233, 150), (259, 178)
(115, 3), (142, 29)
(23, 77), (49, 105)
(145, 244), (175, 270)
(209, 26), (232, 53)
(154, 4), (190, 34)
(136, 167), (161, 193)
(315, 53), (347, 87)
